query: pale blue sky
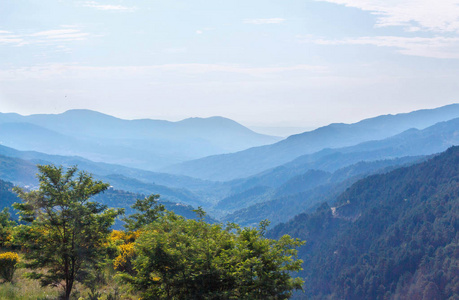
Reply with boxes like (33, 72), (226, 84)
(1, 0), (459, 135)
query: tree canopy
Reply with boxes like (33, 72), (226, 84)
(120, 206), (305, 300)
(13, 165), (123, 300)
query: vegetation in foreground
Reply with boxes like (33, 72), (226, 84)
(0, 164), (304, 299)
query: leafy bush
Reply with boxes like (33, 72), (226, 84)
(121, 210), (305, 299)
(0, 252), (19, 282)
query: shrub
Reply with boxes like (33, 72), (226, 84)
(0, 252), (19, 282)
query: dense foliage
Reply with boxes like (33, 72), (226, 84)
(13, 165), (123, 300)
(121, 211), (305, 300)
(269, 146), (459, 299)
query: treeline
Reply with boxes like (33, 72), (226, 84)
(0, 165), (304, 300)
(269, 146), (459, 299)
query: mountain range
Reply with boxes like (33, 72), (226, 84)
(0, 109), (280, 170)
(165, 104), (459, 181)
(211, 116), (459, 224)
(1, 104), (459, 224)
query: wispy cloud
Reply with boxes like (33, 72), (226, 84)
(243, 18), (286, 25)
(31, 29), (90, 42)
(307, 35), (459, 59)
(81, 1), (136, 12)
(0, 27), (91, 47)
(315, 0), (459, 32)
(0, 31), (26, 46)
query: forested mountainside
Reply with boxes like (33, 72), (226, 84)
(268, 146), (459, 300)
(222, 156), (424, 227)
(0, 109), (280, 170)
(165, 104), (459, 180)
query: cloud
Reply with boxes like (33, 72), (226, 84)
(315, 0), (459, 32)
(0, 31), (26, 46)
(31, 29), (90, 42)
(81, 1), (136, 11)
(243, 18), (286, 25)
(0, 27), (91, 47)
(308, 35), (459, 59)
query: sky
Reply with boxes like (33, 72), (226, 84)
(1, 0), (459, 135)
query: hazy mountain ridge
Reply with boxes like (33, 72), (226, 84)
(0, 109), (280, 170)
(268, 146), (459, 299)
(213, 116), (459, 219)
(165, 104), (459, 180)
(0, 144), (215, 191)
(4, 111), (457, 221)
(223, 155), (425, 227)
(0, 150), (209, 207)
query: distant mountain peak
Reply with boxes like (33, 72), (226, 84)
(61, 109), (121, 119)
(0, 109), (280, 170)
(179, 116), (239, 123)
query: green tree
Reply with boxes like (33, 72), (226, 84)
(123, 209), (304, 299)
(13, 165), (123, 300)
(123, 194), (165, 231)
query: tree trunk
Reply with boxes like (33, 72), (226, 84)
(64, 280), (73, 300)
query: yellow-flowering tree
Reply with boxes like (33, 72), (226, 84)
(0, 252), (19, 282)
(110, 230), (140, 274)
